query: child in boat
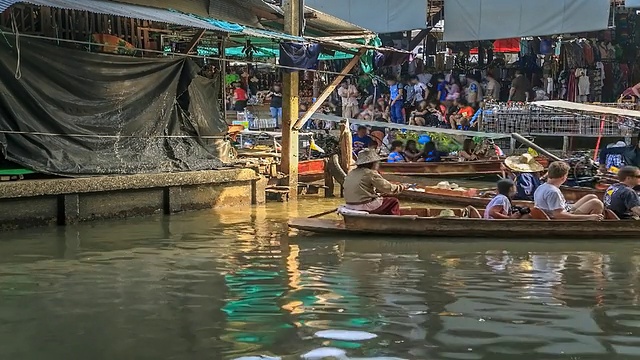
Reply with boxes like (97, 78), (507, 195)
(504, 154), (543, 201)
(387, 140), (406, 163)
(404, 140), (422, 162)
(485, 179), (528, 219)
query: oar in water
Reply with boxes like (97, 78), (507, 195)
(309, 208), (338, 218)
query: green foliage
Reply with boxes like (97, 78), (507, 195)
(393, 131), (462, 153)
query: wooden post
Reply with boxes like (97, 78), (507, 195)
(182, 29), (206, 54)
(324, 158), (334, 198)
(220, 36), (227, 123)
(281, 0), (303, 200)
(293, 48), (366, 130)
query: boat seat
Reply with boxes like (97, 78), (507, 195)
(605, 209), (620, 220)
(531, 208), (551, 220)
(466, 206), (482, 218)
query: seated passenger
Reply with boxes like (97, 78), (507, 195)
(449, 98), (475, 129)
(459, 138), (478, 161)
(484, 179), (527, 219)
(603, 166), (640, 219)
(504, 154), (543, 201)
(403, 140), (422, 162)
(423, 141), (441, 162)
(387, 140), (406, 163)
(352, 125), (373, 156)
(343, 149), (406, 215)
(533, 161), (604, 220)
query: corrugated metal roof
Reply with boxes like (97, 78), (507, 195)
(0, 0), (245, 33)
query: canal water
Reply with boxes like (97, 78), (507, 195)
(2, 198), (640, 359)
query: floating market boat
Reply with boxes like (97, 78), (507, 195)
(378, 157), (550, 177)
(398, 183), (604, 207)
(297, 159), (326, 183)
(289, 207), (627, 238)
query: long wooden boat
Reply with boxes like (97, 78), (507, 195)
(289, 207), (632, 238)
(378, 159), (504, 177)
(378, 157), (550, 177)
(399, 184), (604, 207)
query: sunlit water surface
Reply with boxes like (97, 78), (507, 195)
(2, 196), (640, 360)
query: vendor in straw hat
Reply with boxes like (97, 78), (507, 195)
(503, 153), (544, 201)
(343, 149), (406, 215)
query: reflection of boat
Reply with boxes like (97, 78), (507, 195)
(289, 207), (629, 238)
(398, 184), (603, 207)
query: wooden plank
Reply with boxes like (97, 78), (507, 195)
(292, 48), (366, 130)
(116, 16), (122, 37)
(182, 29), (206, 54)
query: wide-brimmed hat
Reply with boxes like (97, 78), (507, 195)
(504, 153), (544, 173)
(355, 149), (384, 166)
(436, 209), (456, 218)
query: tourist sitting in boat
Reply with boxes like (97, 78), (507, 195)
(352, 126), (374, 156)
(504, 154), (543, 201)
(484, 179), (530, 219)
(459, 138), (479, 161)
(603, 166), (640, 219)
(343, 149), (406, 215)
(533, 161), (604, 220)
(423, 141), (442, 162)
(387, 141), (406, 163)
(404, 140), (422, 162)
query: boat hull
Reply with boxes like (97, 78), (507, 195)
(298, 159), (325, 183)
(378, 160), (503, 177)
(289, 213), (638, 239)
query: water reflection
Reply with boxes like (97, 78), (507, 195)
(0, 200), (640, 359)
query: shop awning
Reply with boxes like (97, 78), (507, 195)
(444, 0), (611, 42)
(470, 38), (520, 54)
(534, 101), (640, 119)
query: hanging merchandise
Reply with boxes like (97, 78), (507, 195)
(279, 43), (322, 73)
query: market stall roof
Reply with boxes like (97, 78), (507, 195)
(0, 0), (389, 53)
(311, 114), (511, 139)
(534, 101), (640, 119)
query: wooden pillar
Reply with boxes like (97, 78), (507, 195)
(281, 0), (303, 200)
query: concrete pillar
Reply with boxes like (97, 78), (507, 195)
(252, 175), (268, 205)
(60, 194), (80, 225)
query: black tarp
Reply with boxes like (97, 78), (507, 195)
(0, 35), (228, 176)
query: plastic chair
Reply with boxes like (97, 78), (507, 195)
(531, 208), (551, 220)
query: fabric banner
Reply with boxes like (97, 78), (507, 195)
(444, 0), (611, 42)
(0, 36), (227, 176)
(305, 0), (427, 33)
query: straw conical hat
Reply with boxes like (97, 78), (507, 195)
(436, 209), (456, 218)
(355, 149), (384, 165)
(504, 153), (544, 173)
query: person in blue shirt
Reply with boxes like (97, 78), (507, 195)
(436, 75), (448, 102)
(504, 154), (544, 201)
(423, 141), (441, 162)
(352, 126), (374, 155)
(386, 76), (405, 124)
(387, 140), (406, 163)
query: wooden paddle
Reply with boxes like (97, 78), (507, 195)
(309, 208), (338, 218)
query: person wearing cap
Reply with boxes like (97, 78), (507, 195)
(343, 149), (406, 215)
(504, 153), (544, 201)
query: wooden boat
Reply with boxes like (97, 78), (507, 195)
(289, 207), (631, 238)
(298, 159), (326, 183)
(398, 184), (604, 207)
(378, 157), (550, 177)
(378, 159), (504, 177)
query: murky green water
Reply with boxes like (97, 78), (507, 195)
(2, 198), (640, 360)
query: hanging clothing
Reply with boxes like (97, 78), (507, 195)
(278, 43), (322, 73)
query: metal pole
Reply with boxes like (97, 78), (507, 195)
(511, 133), (563, 162)
(220, 36), (227, 123)
(281, 0), (302, 199)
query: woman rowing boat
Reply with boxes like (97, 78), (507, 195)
(342, 149), (406, 215)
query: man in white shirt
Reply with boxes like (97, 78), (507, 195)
(410, 76), (428, 105)
(485, 73), (501, 101)
(337, 81), (359, 119)
(533, 161), (604, 220)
